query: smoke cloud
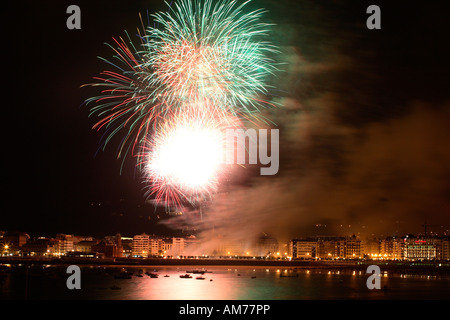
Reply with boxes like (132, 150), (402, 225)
(159, 1), (450, 253)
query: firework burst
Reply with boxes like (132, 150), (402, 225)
(84, 0), (278, 161)
(144, 0), (279, 115)
(138, 102), (241, 209)
(84, 0), (279, 207)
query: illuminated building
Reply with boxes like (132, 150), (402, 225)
(171, 237), (185, 257)
(402, 237), (450, 261)
(75, 240), (98, 252)
(290, 239), (317, 259)
(21, 238), (51, 256)
(428, 237), (450, 261)
(162, 238), (173, 255)
(380, 237), (404, 260)
(91, 234), (123, 258)
(403, 237), (436, 260)
(0, 231), (30, 255)
(55, 234), (74, 255)
(290, 236), (362, 259)
(149, 238), (164, 256)
(132, 234), (170, 257)
(132, 233), (150, 257)
(363, 238), (381, 257)
(344, 235), (363, 259)
(121, 237), (133, 257)
(316, 237), (345, 259)
(442, 239), (450, 260)
(115, 233), (123, 257)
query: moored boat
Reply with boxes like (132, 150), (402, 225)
(147, 273), (159, 278)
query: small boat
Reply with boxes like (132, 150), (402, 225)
(196, 276), (206, 280)
(180, 274), (192, 278)
(147, 273), (159, 278)
(135, 274), (143, 277)
(210, 279), (213, 282)
(251, 276), (256, 279)
(164, 275), (170, 277)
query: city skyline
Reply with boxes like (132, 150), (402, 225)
(2, 228), (449, 261)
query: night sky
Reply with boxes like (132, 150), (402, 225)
(3, 0), (450, 241)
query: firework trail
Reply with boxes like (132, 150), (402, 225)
(82, 29), (161, 164)
(84, 0), (279, 208)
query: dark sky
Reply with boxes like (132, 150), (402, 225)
(3, 0), (450, 241)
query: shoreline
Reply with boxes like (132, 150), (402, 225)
(1, 256), (449, 276)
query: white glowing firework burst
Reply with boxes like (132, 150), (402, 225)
(139, 102), (241, 208)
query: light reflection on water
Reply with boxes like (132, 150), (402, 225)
(132, 268), (236, 300)
(1, 265), (449, 300)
